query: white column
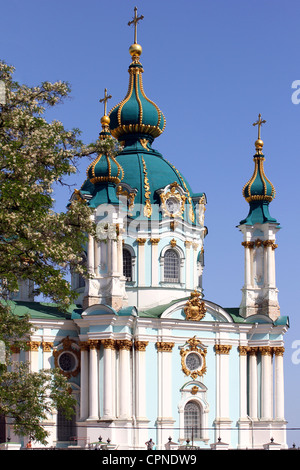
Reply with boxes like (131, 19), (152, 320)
(156, 342), (175, 449)
(102, 339), (115, 420)
(80, 342), (89, 420)
(27, 341), (40, 372)
(238, 346), (248, 419)
(192, 242), (198, 289)
(134, 341), (149, 420)
(215, 344), (232, 444)
(274, 347), (285, 420)
(260, 346), (273, 420)
(88, 234), (95, 274)
(137, 238), (146, 286)
(42, 341), (53, 369)
(185, 241), (192, 289)
(249, 348), (258, 419)
(94, 239), (100, 276)
(150, 239), (160, 286)
(243, 242), (253, 287)
(88, 340), (99, 420)
(117, 340), (132, 419)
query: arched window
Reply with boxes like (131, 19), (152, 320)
(57, 407), (76, 443)
(164, 249), (180, 283)
(123, 248), (132, 281)
(184, 401), (201, 440)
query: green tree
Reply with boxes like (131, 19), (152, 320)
(0, 60), (121, 444)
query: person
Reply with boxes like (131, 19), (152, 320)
(145, 438), (155, 450)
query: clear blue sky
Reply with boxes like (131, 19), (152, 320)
(1, 0), (300, 446)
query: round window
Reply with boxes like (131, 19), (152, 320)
(58, 352), (76, 372)
(185, 352), (202, 372)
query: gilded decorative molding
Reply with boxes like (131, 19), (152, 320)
(259, 346), (273, 356)
(116, 340), (133, 351)
(167, 162), (195, 223)
(159, 182), (186, 219)
(150, 238), (160, 245)
(170, 238), (177, 248)
(101, 339), (116, 350)
(141, 156), (152, 218)
(273, 346), (285, 356)
(140, 138), (150, 151)
(53, 336), (80, 378)
(134, 340), (149, 351)
(180, 336), (207, 379)
(136, 237), (147, 245)
(242, 241), (255, 249)
(79, 341), (89, 351)
(27, 341), (40, 352)
(183, 290), (206, 321)
(156, 342), (175, 352)
(214, 344), (232, 355)
(238, 346), (250, 356)
(249, 347), (259, 356)
(242, 239), (277, 250)
(191, 386), (199, 395)
(41, 342), (53, 352)
(117, 185), (136, 214)
(88, 340), (100, 350)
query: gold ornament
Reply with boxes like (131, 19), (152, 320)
(183, 290), (206, 321)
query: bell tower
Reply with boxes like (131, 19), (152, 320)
(238, 114), (280, 321)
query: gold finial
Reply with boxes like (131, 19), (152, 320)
(99, 88), (112, 117)
(253, 113), (266, 154)
(99, 88), (112, 129)
(128, 7), (144, 60)
(128, 6), (144, 44)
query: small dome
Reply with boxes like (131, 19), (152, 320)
(87, 151), (124, 186)
(109, 51), (165, 142)
(242, 154), (275, 203)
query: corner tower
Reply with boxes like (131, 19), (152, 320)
(238, 114), (280, 320)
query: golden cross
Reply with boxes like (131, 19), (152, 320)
(99, 88), (112, 115)
(253, 113), (266, 140)
(128, 6), (144, 44)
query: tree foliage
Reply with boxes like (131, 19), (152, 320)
(0, 60), (122, 444)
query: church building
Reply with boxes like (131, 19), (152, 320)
(6, 9), (289, 450)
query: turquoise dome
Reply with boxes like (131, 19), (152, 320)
(86, 153), (124, 186)
(240, 152), (278, 226)
(242, 154), (275, 204)
(109, 60), (165, 143)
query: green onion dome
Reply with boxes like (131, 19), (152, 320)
(240, 138), (278, 225)
(242, 153), (275, 204)
(86, 115), (124, 185)
(108, 45), (166, 144)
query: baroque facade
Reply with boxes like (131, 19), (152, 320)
(6, 9), (289, 450)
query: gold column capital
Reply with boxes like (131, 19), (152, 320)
(273, 346), (285, 356)
(238, 345), (250, 356)
(156, 341), (175, 352)
(41, 341), (53, 352)
(79, 341), (89, 351)
(27, 341), (40, 351)
(88, 339), (100, 350)
(259, 346), (273, 356)
(101, 339), (116, 350)
(249, 347), (259, 356)
(135, 340), (149, 351)
(214, 344), (232, 355)
(116, 339), (133, 351)
(136, 237), (147, 245)
(150, 238), (160, 245)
